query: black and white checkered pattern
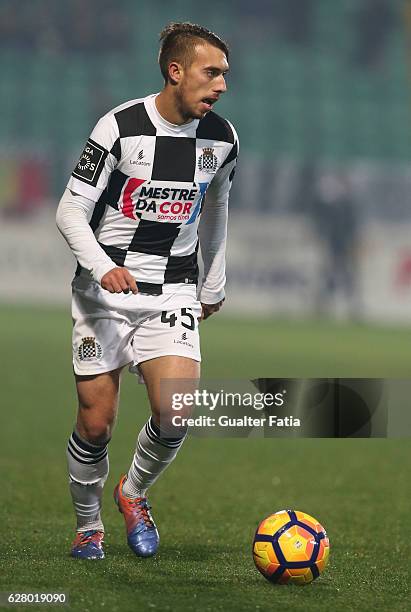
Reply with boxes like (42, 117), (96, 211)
(81, 344), (95, 358)
(68, 94), (238, 287)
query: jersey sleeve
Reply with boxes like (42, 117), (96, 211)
(56, 188), (116, 283)
(198, 124), (239, 304)
(206, 122), (239, 203)
(67, 113), (120, 201)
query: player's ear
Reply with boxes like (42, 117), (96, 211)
(168, 61), (183, 85)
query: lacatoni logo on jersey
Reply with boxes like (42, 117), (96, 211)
(198, 147), (218, 174)
(130, 149), (151, 167)
(77, 336), (103, 362)
(120, 179), (209, 223)
(72, 139), (107, 186)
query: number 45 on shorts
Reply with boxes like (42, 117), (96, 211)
(161, 308), (196, 331)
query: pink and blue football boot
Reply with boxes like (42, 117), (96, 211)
(114, 475), (159, 557)
(71, 530), (105, 560)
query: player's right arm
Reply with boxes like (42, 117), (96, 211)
(56, 113), (137, 294)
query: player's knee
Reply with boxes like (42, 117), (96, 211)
(76, 407), (116, 445)
(150, 402), (177, 424)
(77, 420), (113, 446)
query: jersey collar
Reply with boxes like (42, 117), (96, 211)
(145, 93), (199, 134)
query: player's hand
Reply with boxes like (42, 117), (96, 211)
(100, 267), (138, 294)
(199, 299), (225, 321)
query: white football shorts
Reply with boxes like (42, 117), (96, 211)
(71, 275), (202, 376)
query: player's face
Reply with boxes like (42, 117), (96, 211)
(177, 43), (229, 120)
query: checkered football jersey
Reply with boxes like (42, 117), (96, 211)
(67, 93), (238, 287)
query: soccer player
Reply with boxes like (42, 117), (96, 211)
(56, 22), (238, 560)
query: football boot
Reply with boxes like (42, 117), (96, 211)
(71, 529), (104, 560)
(113, 475), (159, 557)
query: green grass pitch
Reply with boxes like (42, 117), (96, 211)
(0, 305), (410, 611)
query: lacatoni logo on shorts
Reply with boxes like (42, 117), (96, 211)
(174, 332), (194, 349)
(78, 336), (103, 361)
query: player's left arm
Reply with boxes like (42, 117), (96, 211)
(198, 125), (239, 320)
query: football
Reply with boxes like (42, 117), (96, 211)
(253, 509), (330, 585)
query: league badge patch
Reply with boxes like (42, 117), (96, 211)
(78, 336), (103, 361)
(72, 138), (107, 186)
(198, 147), (218, 174)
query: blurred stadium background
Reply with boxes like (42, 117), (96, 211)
(1, 3), (411, 610)
(1, 0), (411, 324)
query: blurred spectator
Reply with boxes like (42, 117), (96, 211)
(0, 0), (131, 55)
(309, 171), (361, 319)
(351, 0), (396, 70)
(0, 155), (49, 218)
(273, 0), (314, 47)
(0, 2), (37, 50)
(235, 0), (314, 47)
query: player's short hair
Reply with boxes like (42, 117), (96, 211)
(158, 22), (229, 82)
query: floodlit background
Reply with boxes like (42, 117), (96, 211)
(1, 0), (410, 323)
(1, 3), (410, 610)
